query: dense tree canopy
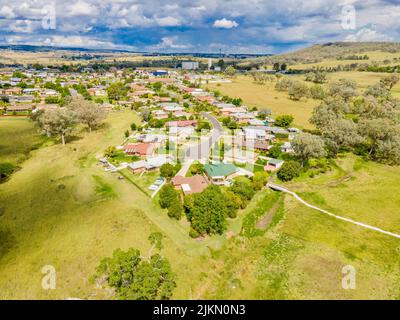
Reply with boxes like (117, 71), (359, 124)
(95, 248), (176, 300)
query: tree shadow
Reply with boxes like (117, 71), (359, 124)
(0, 227), (17, 262)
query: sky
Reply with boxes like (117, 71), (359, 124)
(0, 0), (399, 54)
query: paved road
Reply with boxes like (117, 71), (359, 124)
(267, 182), (400, 240)
(185, 112), (223, 161)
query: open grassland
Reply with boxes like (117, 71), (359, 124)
(0, 110), (217, 299)
(0, 117), (45, 165)
(1, 110), (400, 300)
(196, 155), (400, 299)
(206, 75), (319, 129)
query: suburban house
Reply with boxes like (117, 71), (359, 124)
(232, 112), (255, 124)
(249, 119), (266, 126)
(204, 162), (238, 185)
(161, 103), (184, 113)
(123, 143), (156, 158)
(264, 158), (284, 172)
(281, 142), (294, 153)
(165, 120), (197, 128)
(128, 155), (172, 173)
(152, 110), (169, 120)
(220, 107), (247, 117)
(2, 87), (22, 95)
(171, 175), (209, 195)
(135, 133), (168, 143)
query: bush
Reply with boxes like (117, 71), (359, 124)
(230, 178), (256, 203)
(277, 161), (302, 182)
(252, 171), (269, 190)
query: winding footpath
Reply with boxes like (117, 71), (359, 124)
(267, 182), (400, 240)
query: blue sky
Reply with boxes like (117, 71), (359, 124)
(0, 0), (398, 54)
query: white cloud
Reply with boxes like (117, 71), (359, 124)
(213, 18), (239, 29)
(155, 16), (181, 27)
(151, 36), (191, 51)
(66, 1), (99, 17)
(0, 5), (15, 19)
(4, 34), (136, 50)
(345, 28), (393, 42)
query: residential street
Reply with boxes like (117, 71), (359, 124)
(185, 112), (223, 161)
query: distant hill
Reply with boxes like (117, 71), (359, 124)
(0, 44), (134, 53)
(242, 42), (400, 66)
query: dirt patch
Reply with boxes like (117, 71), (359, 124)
(256, 201), (280, 230)
(326, 174), (352, 187)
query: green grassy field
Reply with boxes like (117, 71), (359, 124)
(0, 110), (212, 299)
(0, 117), (45, 164)
(196, 155), (400, 299)
(1, 104), (400, 300)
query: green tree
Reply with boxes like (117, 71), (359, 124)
(158, 183), (180, 209)
(188, 185), (228, 236)
(310, 84), (326, 100)
(223, 190), (242, 218)
(230, 177), (256, 204)
(292, 133), (326, 165)
(224, 66), (237, 77)
(167, 200), (183, 220)
(130, 122), (137, 131)
(94, 248), (176, 300)
(268, 144), (282, 158)
(67, 97), (106, 132)
(288, 81), (309, 101)
(329, 79), (357, 102)
(107, 82), (128, 101)
(277, 161), (302, 182)
(252, 171), (269, 191)
(380, 74), (399, 90)
(275, 114), (294, 128)
(160, 163), (176, 179)
(104, 146), (118, 158)
(36, 107), (78, 145)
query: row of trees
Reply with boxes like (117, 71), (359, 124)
(32, 96), (107, 145)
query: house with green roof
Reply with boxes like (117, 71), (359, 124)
(204, 162), (238, 185)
